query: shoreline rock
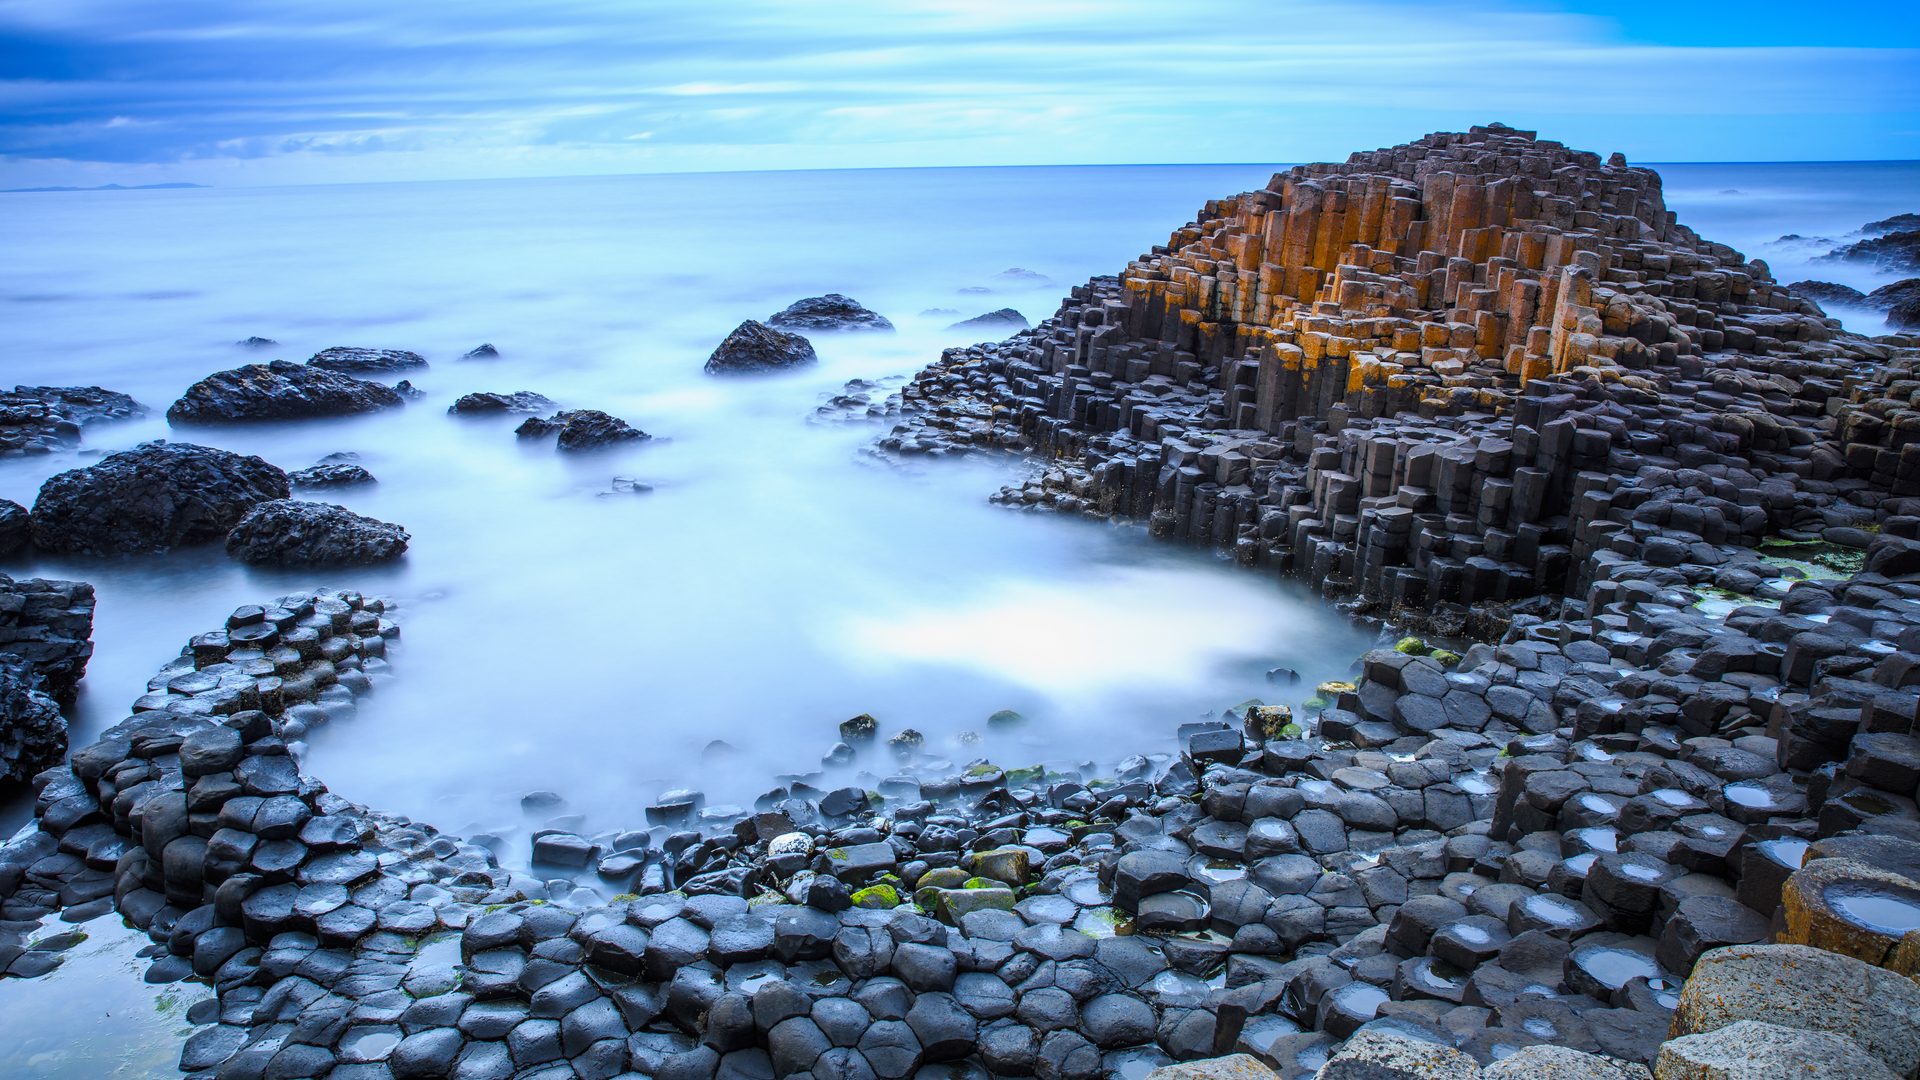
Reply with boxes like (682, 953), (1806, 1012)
(30, 441), (289, 555)
(0, 384), (146, 457)
(224, 500), (409, 566)
(705, 319), (819, 374)
(306, 345), (429, 374)
(167, 360), (405, 423)
(768, 294), (895, 333)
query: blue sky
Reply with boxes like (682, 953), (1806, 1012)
(1, 0), (1915, 187)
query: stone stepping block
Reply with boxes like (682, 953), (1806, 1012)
(1670, 943), (1920, 1077)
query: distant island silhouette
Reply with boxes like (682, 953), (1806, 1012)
(2, 182), (209, 193)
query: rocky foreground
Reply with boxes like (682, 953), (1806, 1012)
(1, 125), (1919, 1080)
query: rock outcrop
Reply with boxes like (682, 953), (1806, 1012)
(0, 499), (27, 557)
(0, 661), (62, 786)
(0, 573), (94, 705)
(768, 294), (895, 332)
(225, 500), (409, 566)
(450, 390), (554, 415)
(288, 462), (376, 488)
(166, 360), (405, 423)
(306, 346), (428, 374)
(32, 441), (289, 555)
(0, 384), (145, 457)
(950, 308), (1031, 333)
(514, 409), (650, 451)
(705, 319), (819, 374)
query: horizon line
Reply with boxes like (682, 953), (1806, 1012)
(5, 156), (1918, 194)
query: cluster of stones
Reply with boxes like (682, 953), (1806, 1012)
(515, 410), (652, 453)
(0, 383), (146, 457)
(19, 441), (409, 566)
(0, 572), (95, 782)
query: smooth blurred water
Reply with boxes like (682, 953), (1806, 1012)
(0, 161), (1913, 866)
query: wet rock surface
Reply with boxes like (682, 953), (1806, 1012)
(30, 441), (289, 555)
(949, 308), (1031, 334)
(705, 319), (820, 374)
(768, 294), (895, 332)
(0, 499), (27, 557)
(450, 390), (555, 416)
(514, 409), (651, 451)
(288, 462), (377, 489)
(167, 360), (406, 423)
(306, 346), (430, 374)
(0, 659), (62, 785)
(0, 384), (146, 457)
(224, 500), (410, 567)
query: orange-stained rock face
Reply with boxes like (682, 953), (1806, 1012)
(863, 123), (1916, 623)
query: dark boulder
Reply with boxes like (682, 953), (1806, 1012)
(1, 384), (146, 457)
(1867, 278), (1920, 310)
(947, 308), (1030, 334)
(0, 499), (27, 557)
(289, 463), (376, 488)
(32, 441), (289, 554)
(704, 320), (818, 375)
(1864, 212), (1920, 234)
(515, 410), (649, 451)
(0, 573), (94, 705)
(767, 294), (894, 333)
(1786, 281), (1866, 309)
(1823, 229), (1920, 273)
(0, 659), (64, 785)
(462, 343), (500, 360)
(167, 361), (404, 423)
(307, 346), (429, 374)
(451, 391), (555, 416)
(225, 500), (409, 566)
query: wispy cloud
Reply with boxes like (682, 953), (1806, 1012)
(0, 0), (1914, 186)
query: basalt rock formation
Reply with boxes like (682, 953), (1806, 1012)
(514, 408), (651, 451)
(705, 319), (819, 374)
(31, 441), (290, 556)
(768, 294), (896, 333)
(306, 346), (430, 374)
(873, 123), (1913, 629)
(0, 383), (146, 457)
(288, 462), (377, 489)
(224, 500), (410, 567)
(167, 360), (406, 424)
(450, 389), (555, 416)
(0, 572), (94, 705)
(0, 499), (28, 557)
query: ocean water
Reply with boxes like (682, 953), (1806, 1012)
(0, 160), (1914, 879)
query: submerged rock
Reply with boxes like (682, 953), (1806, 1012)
(225, 499), (409, 566)
(31, 441), (288, 554)
(514, 409), (650, 451)
(289, 462), (377, 488)
(767, 294), (895, 333)
(307, 346), (429, 374)
(948, 308), (1030, 334)
(450, 390), (555, 416)
(704, 320), (818, 374)
(0, 384), (146, 457)
(0, 499), (27, 556)
(0, 660), (64, 785)
(167, 360), (404, 423)
(236, 336), (278, 349)
(462, 343), (500, 360)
